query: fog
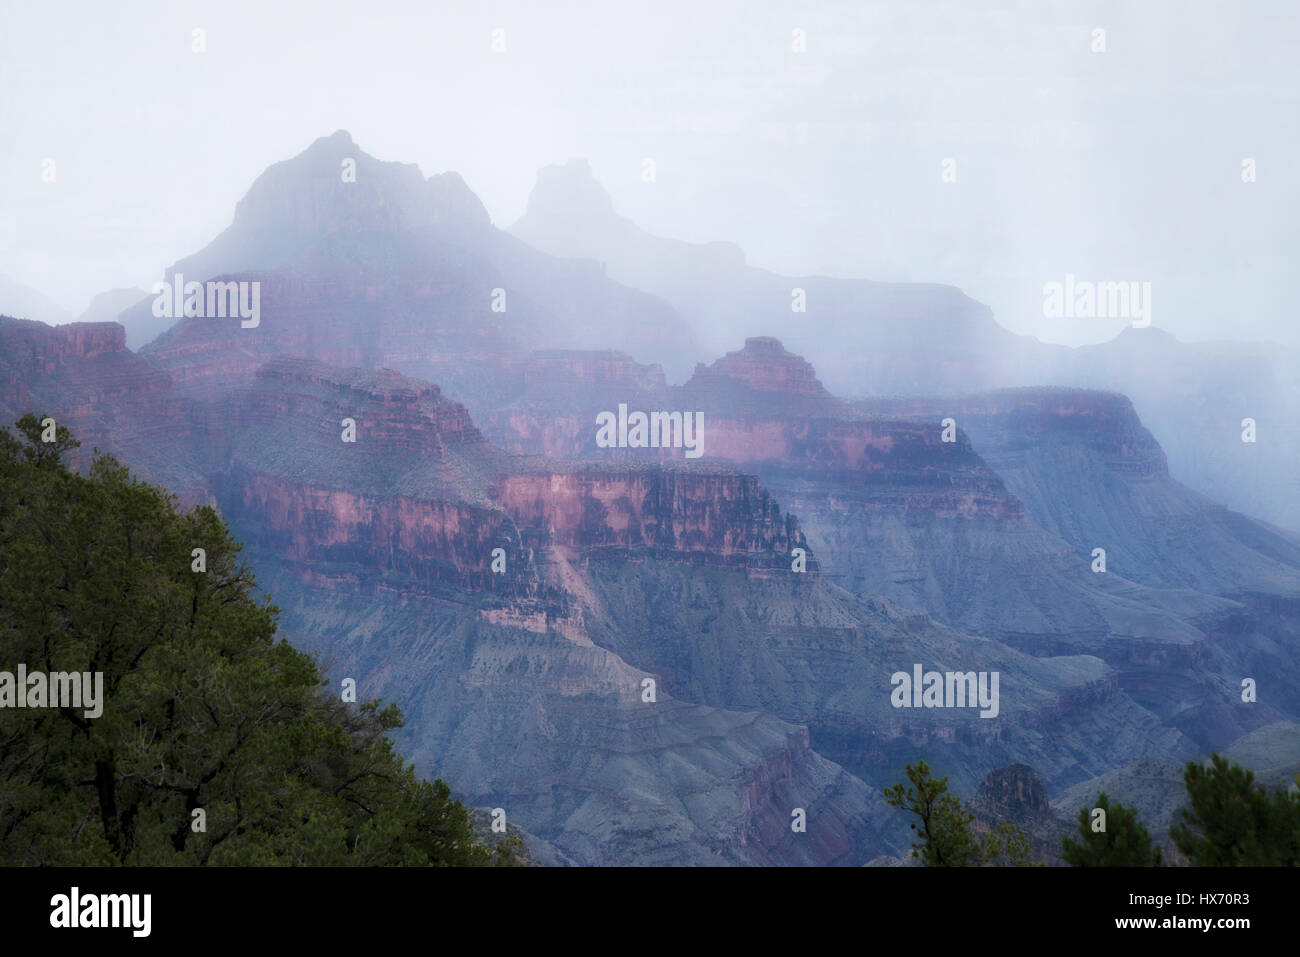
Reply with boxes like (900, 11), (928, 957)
(2, 0), (1296, 347)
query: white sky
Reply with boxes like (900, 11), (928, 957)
(1, 0), (1296, 346)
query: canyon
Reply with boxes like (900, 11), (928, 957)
(3, 130), (1297, 864)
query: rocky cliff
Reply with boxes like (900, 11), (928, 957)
(493, 465), (807, 570)
(5, 319), (923, 863)
(0, 318), (184, 483)
(474, 336), (1300, 763)
(970, 764), (1073, 865)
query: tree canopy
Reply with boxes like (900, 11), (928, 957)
(1061, 792), (1163, 866)
(884, 760), (1032, 866)
(1171, 753), (1300, 866)
(0, 414), (519, 865)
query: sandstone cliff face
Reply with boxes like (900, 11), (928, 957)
(487, 412), (1024, 522)
(1, 320), (150, 396)
(478, 340), (1027, 520)
(39, 320), (126, 361)
(706, 415), (1025, 519)
(473, 344), (1221, 650)
(493, 466), (807, 569)
(217, 359), (813, 586)
(216, 342), (1165, 811)
(0, 319), (183, 484)
(222, 467), (518, 593)
(217, 461), (812, 601)
(137, 263), (506, 394)
(491, 338), (1291, 607)
(3, 320), (815, 596)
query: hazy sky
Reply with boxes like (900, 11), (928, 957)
(2, 0), (1296, 347)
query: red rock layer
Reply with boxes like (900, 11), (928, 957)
(493, 466), (807, 568)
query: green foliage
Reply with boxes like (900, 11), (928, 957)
(1170, 754), (1300, 866)
(9, 412), (79, 469)
(984, 819), (1034, 867)
(1062, 792), (1163, 866)
(884, 760), (1035, 866)
(885, 761), (980, 865)
(0, 416), (517, 865)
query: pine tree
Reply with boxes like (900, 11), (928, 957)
(884, 760), (1033, 866)
(1062, 792), (1163, 866)
(1170, 754), (1300, 866)
(0, 415), (518, 866)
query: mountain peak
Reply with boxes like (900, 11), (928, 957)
(169, 133), (490, 281)
(523, 158), (616, 222)
(303, 129), (357, 154)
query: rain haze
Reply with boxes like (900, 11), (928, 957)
(1, 0), (1297, 348)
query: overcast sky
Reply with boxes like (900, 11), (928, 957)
(2, 0), (1296, 346)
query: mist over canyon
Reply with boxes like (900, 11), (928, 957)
(3, 129), (1297, 865)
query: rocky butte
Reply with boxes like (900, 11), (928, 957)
(473, 335), (1300, 765)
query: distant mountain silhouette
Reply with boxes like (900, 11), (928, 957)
(0, 274), (70, 325)
(133, 132), (702, 404)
